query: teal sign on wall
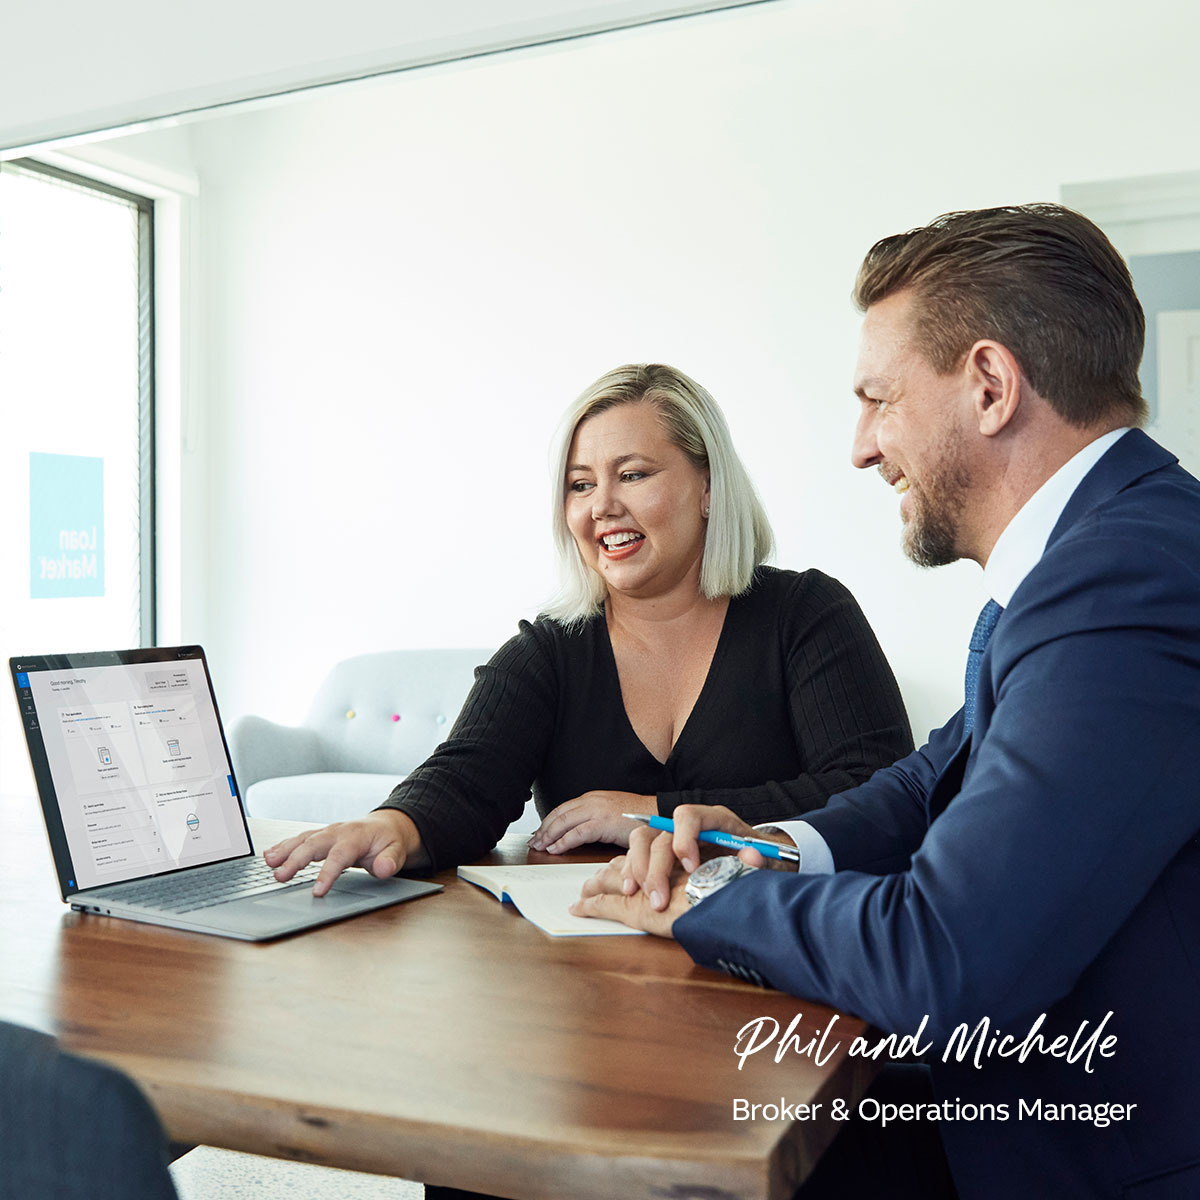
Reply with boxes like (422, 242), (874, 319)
(29, 452), (105, 599)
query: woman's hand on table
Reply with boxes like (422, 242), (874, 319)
(528, 791), (656, 854)
(263, 809), (425, 897)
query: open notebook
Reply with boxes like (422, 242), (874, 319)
(458, 863), (645, 937)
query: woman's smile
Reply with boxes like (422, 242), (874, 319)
(597, 528), (646, 559)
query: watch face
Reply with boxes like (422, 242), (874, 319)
(695, 855), (745, 885)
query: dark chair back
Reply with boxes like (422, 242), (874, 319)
(0, 1020), (179, 1200)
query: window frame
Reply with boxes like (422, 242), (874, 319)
(3, 156), (157, 645)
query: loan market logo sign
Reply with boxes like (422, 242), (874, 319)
(29, 452), (105, 599)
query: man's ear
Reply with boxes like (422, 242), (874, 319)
(965, 339), (1023, 436)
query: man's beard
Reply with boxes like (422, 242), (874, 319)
(895, 439), (972, 568)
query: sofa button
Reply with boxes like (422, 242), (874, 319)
(436, 714), (446, 725)
(391, 714), (401, 722)
(345, 710), (356, 720)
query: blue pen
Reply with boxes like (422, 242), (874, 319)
(622, 813), (800, 863)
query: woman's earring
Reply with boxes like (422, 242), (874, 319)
(702, 505), (710, 518)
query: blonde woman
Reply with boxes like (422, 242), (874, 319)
(267, 364), (911, 892)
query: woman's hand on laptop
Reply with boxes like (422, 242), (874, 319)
(263, 810), (427, 897)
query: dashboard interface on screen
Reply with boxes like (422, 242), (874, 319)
(14, 651), (251, 893)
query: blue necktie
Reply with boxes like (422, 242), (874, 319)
(963, 599), (1003, 736)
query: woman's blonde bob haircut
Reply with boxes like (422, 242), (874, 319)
(546, 363), (774, 624)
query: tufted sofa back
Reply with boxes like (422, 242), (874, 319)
(306, 649), (490, 775)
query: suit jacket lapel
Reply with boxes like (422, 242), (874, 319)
(926, 432), (1177, 825)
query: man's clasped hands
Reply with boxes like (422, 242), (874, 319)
(568, 803), (796, 937)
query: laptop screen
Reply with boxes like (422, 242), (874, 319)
(11, 646), (252, 896)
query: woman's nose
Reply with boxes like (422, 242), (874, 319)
(591, 479), (620, 519)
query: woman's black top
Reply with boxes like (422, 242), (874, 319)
(381, 566), (912, 870)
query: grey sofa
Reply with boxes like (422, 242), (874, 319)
(229, 649), (491, 825)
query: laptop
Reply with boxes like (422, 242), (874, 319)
(9, 645), (441, 940)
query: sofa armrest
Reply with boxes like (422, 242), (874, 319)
(228, 715), (326, 793)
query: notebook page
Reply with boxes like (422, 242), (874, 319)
(458, 863), (645, 937)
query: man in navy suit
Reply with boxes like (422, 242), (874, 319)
(573, 204), (1200, 1198)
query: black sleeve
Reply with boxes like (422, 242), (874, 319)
(659, 571), (913, 823)
(376, 621), (558, 871)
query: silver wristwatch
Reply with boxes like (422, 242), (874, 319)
(685, 856), (757, 907)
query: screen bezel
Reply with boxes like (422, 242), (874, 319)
(9, 645), (253, 900)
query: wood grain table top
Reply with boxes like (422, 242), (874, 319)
(0, 800), (878, 1199)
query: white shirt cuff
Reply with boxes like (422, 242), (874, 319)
(754, 820), (835, 874)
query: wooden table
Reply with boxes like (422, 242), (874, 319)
(0, 797), (879, 1199)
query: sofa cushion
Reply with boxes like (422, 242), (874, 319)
(245, 773), (401, 825)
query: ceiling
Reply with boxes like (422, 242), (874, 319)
(0, 0), (773, 155)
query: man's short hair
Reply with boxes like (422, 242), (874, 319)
(853, 203), (1148, 428)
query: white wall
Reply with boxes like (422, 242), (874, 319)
(81, 0), (1200, 742)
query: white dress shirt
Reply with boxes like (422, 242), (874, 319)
(767, 427), (1131, 873)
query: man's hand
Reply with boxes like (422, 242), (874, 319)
(528, 791), (655, 854)
(624, 804), (797, 911)
(263, 809), (425, 897)
(568, 855), (689, 937)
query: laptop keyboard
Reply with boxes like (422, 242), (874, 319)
(101, 856), (322, 914)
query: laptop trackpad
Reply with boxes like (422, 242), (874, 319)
(252, 876), (423, 912)
(253, 890), (368, 913)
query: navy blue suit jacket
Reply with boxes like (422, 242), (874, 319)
(676, 431), (1200, 1199)
(0, 1020), (179, 1199)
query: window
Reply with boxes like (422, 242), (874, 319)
(0, 158), (154, 792)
